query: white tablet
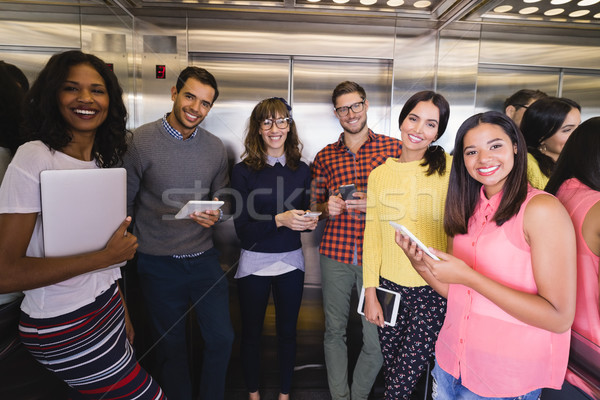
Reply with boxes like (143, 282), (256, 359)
(40, 168), (126, 267)
(389, 221), (441, 261)
(357, 286), (401, 327)
(175, 200), (224, 219)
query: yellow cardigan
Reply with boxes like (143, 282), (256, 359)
(527, 152), (550, 190)
(363, 154), (451, 288)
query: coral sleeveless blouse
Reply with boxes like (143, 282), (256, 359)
(556, 178), (600, 398)
(435, 186), (570, 397)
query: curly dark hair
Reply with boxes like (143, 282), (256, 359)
(398, 90), (450, 176)
(241, 97), (303, 171)
(21, 50), (128, 168)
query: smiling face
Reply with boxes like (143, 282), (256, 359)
(334, 92), (369, 136)
(463, 123), (518, 198)
(58, 62), (109, 138)
(167, 77), (215, 139)
(399, 100), (440, 160)
(541, 107), (581, 162)
(260, 113), (289, 157)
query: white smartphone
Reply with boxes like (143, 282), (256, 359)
(304, 211), (322, 218)
(175, 200), (224, 219)
(389, 221), (440, 261)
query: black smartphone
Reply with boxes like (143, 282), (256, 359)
(339, 184), (357, 200)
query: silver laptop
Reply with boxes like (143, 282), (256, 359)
(40, 168), (127, 267)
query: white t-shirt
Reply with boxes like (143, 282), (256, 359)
(0, 141), (121, 318)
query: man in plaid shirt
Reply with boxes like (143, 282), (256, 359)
(311, 81), (402, 400)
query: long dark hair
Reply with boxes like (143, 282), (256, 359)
(546, 117), (600, 195)
(520, 96), (581, 177)
(0, 61), (26, 155)
(398, 90), (450, 176)
(444, 111), (528, 236)
(22, 50), (128, 168)
(241, 97), (302, 171)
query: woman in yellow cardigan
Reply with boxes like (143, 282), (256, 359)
(363, 91), (451, 400)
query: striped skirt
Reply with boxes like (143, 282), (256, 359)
(19, 282), (166, 400)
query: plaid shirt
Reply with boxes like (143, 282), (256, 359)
(310, 130), (402, 265)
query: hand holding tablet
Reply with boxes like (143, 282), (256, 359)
(175, 200), (224, 219)
(389, 221), (440, 261)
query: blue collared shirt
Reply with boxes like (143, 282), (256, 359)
(162, 114), (198, 141)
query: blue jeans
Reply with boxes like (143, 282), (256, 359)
(237, 268), (304, 394)
(432, 361), (542, 400)
(137, 249), (234, 400)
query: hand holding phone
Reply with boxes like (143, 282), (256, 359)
(389, 221), (440, 261)
(339, 184), (357, 200)
(304, 211), (322, 218)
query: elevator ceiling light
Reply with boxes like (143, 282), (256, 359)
(523, 0), (541, 3)
(494, 5), (513, 12)
(569, 9), (590, 15)
(544, 7), (565, 15)
(519, 6), (539, 14)
(578, 0), (599, 5)
(360, 0), (377, 5)
(551, 0), (571, 4)
(386, 0), (404, 6)
(413, 1), (431, 8)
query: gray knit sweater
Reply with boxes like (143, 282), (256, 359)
(123, 119), (230, 256)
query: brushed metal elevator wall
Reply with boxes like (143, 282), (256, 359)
(1, 4), (600, 287)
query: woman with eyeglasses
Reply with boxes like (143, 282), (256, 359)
(231, 97), (317, 400)
(362, 90), (451, 399)
(519, 96), (581, 189)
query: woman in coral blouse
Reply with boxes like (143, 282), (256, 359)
(546, 117), (600, 400)
(398, 111), (577, 399)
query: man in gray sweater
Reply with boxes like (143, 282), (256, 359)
(124, 66), (234, 400)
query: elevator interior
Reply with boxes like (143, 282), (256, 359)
(1, 0), (599, 398)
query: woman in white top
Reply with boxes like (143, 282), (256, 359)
(0, 50), (165, 399)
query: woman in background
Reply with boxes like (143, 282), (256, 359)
(0, 60), (26, 181)
(546, 117), (600, 400)
(231, 97), (317, 400)
(363, 90), (451, 399)
(399, 111), (576, 399)
(0, 50), (165, 399)
(520, 96), (581, 189)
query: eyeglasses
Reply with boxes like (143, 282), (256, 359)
(261, 117), (292, 130)
(335, 100), (365, 117)
(513, 104), (529, 110)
